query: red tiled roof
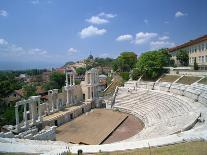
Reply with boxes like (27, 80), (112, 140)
(168, 35), (207, 52)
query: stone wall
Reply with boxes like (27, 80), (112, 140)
(170, 70), (207, 76)
(43, 102), (92, 127)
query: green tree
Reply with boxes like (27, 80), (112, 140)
(44, 72), (66, 90)
(120, 72), (130, 81)
(113, 52), (137, 72)
(23, 84), (37, 98)
(176, 49), (189, 66)
(135, 50), (170, 80)
(131, 68), (141, 80)
(76, 67), (86, 75)
(194, 58), (199, 70)
(0, 72), (24, 98)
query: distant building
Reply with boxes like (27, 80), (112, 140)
(69, 62), (86, 68)
(56, 67), (65, 74)
(4, 89), (24, 104)
(168, 35), (207, 70)
(42, 71), (52, 82)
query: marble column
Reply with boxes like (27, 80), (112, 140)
(93, 87), (96, 98)
(24, 104), (28, 128)
(38, 98), (42, 122)
(90, 73), (93, 84)
(73, 74), (75, 85)
(90, 87), (93, 99)
(70, 75), (72, 86)
(56, 98), (59, 111)
(66, 72), (69, 86)
(15, 105), (19, 132)
(31, 103), (36, 124)
(66, 73), (69, 106)
(51, 94), (54, 112)
(88, 87), (90, 99)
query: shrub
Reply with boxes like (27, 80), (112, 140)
(120, 72), (129, 81)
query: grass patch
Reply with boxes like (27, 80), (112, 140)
(198, 77), (207, 85)
(159, 75), (180, 83)
(176, 76), (201, 85)
(97, 141), (207, 155)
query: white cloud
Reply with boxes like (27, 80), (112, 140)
(86, 16), (109, 25)
(86, 12), (116, 25)
(29, 48), (48, 55)
(164, 21), (169, 24)
(116, 34), (133, 42)
(31, 0), (39, 4)
(134, 32), (158, 44)
(0, 10), (8, 17)
(175, 11), (187, 18)
(0, 38), (48, 58)
(144, 19), (149, 24)
(150, 41), (175, 50)
(80, 25), (106, 39)
(67, 48), (77, 55)
(159, 36), (169, 41)
(0, 38), (8, 45)
(98, 12), (116, 18)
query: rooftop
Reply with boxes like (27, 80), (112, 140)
(168, 35), (207, 52)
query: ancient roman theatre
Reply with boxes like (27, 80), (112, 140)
(0, 68), (207, 154)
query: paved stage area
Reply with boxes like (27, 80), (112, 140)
(56, 109), (128, 145)
(102, 115), (144, 144)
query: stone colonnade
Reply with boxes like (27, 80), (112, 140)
(15, 96), (42, 132)
(47, 89), (60, 113)
(85, 68), (99, 101)
(65, 67), (76, 106)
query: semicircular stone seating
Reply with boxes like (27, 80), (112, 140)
(113, 84), (201, 141)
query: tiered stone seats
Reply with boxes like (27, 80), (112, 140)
(190, 83), (207, 105)
(159, 82), (172, 92)
(33, 126), (56, 140)
(113, 87), (200, 140)
(0, 132), (14, 138)
(124, 81), (137, 88)
(136, 81), (155, 90)
(170, 83), (188, 95)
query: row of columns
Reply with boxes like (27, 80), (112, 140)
(15, 96), (42, 132)
(66, 72), (75, 86)
(87, 86), (97, 100)
(48, 89), (59, 113)
(86, 73), (98, 85)
(65, 69), (76, 106)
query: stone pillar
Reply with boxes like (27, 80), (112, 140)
(51, 93), (54, 112)
(24, 103), (28, 128)
(70, 75), (72, 86)
(90, 87), (92, 99)
(90, 73), (93, 84)
(66, 89), (69, 106)
(56, 97), (59, 111)
(15, 105), (19, 132)
(73, 74), (75, 85)
(66, 72), (69, 87)
(88, 87), (90, 99)
(38, 97), (42, 122)
(31, 103), (34, 124)
(93, 87), (96, 98)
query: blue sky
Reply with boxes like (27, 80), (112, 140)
(0, 0), (206, 70)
